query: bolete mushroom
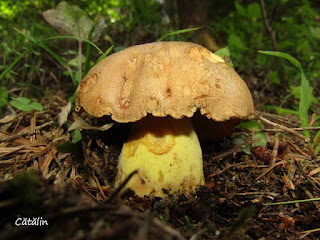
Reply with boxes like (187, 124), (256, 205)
(76, 42), (255, 197)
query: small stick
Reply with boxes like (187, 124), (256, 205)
(95, 175), (107, 200)
(0, 120), (54, 142)
(256, 110), (300, 125)
(259, 116), (309, 142)
(209, 137), (251, 162)
(105, 170), (138, 204)
(308, 113), (317, 127)
(259, 0), (284, 82)
(300, 228), (320, 239)
(294, 160), (320, 192)
(257, 126), (320, 132)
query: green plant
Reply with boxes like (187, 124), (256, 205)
(233, 120), (267, 154)
(42, 1), (106, 86)
(9, 97), (43, 112)
(212, 2), (265, 69)
(0, 87), (8, 114)
(156, 27), (201, 42)
(211, 1), (320, 86)
(259, 50), (320, 154)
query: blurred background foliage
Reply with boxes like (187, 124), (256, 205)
(0, 0), (319, 109)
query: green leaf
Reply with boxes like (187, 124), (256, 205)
(10, 97), (43, 112)
(29, 102), (44, 111)
(42, 1), (105, 41)
(246, 3), (261, 20)
(10, 100), (33, 111)
(71, 129), (82, 143)
(12, 97), (31, 105)
(258, 51), (302, 71)
(56, 141), (78, 153)
(68, 56), (85, 67)
(233, 136), (251, 154)
(237, 120), (267, 146)
(156, 27), (202, 42)
(262, 105), (299, 115)
(0, 87), (8, 109)
(290, 86), (318, 104)
(234, 120), (267, 154)
(215, 46), (233, 68)
(267, 71), (280, 85)
(235, 2), (246, 15)
(228, 34), (246, 50)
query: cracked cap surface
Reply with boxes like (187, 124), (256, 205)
(76, 41), (255, 123)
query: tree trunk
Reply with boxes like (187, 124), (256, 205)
(177, 0), (219, 51)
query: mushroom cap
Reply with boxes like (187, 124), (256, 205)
(76, 41), (254, 123)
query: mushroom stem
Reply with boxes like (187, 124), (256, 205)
(115, 116), (205, 197)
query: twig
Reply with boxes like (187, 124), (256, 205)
(209, 162), (244, 178)
(105, 170), (138, 203)
(95, 175), (107, 200)
(294, 160), (320, 192)
(0, 120), (54, 142)
(303, 188), (320, 213)
(208, 137), (251, 163)
(256, 110), (300, 126)
(264, 198), (320, 206)
(259, 0), (284, 82)
(256, 160), (285, 180)
(71, 178), (99, 203)
(300, 228), (320, 239)
(257, 126), (320, 132)
(259, 0), (279, 52)
(259, 116), (309, 142)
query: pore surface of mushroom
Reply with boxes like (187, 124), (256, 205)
(76, 41), (255, 197)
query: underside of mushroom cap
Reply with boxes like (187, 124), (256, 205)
(76, 41), (255, 123)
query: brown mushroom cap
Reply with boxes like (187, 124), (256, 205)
(76, 41), (254, 123)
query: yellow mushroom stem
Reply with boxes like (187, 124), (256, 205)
(115, 116), (205, 197)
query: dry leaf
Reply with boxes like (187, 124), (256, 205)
(58, 101), (72, 126)
(42, 1), (105, 41)
(0, 114), (18, 124)
(68, 113), (113, 132)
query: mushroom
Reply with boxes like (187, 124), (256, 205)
(76, 41), (255, 197)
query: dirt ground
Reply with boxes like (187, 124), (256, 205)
(0, 76), (320, 239)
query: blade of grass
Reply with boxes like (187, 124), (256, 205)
(96, 45), (114, 64)
(83, 23), (96, 76)
(156, 27), (202, 42)
(312, 130), (320, 155)
(264, 198), (320, 206)
(14, 28), (75, 83)
(262, 105), (299, 115)
(0, 35), (106, 82)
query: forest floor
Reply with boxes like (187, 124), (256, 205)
(0, 71), (320, 240)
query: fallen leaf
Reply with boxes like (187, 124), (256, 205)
(58, 101), (72, 126)
(0, 114), (18, 124)
(68, 113), (113, 132)
(43, 1), (105, 41)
